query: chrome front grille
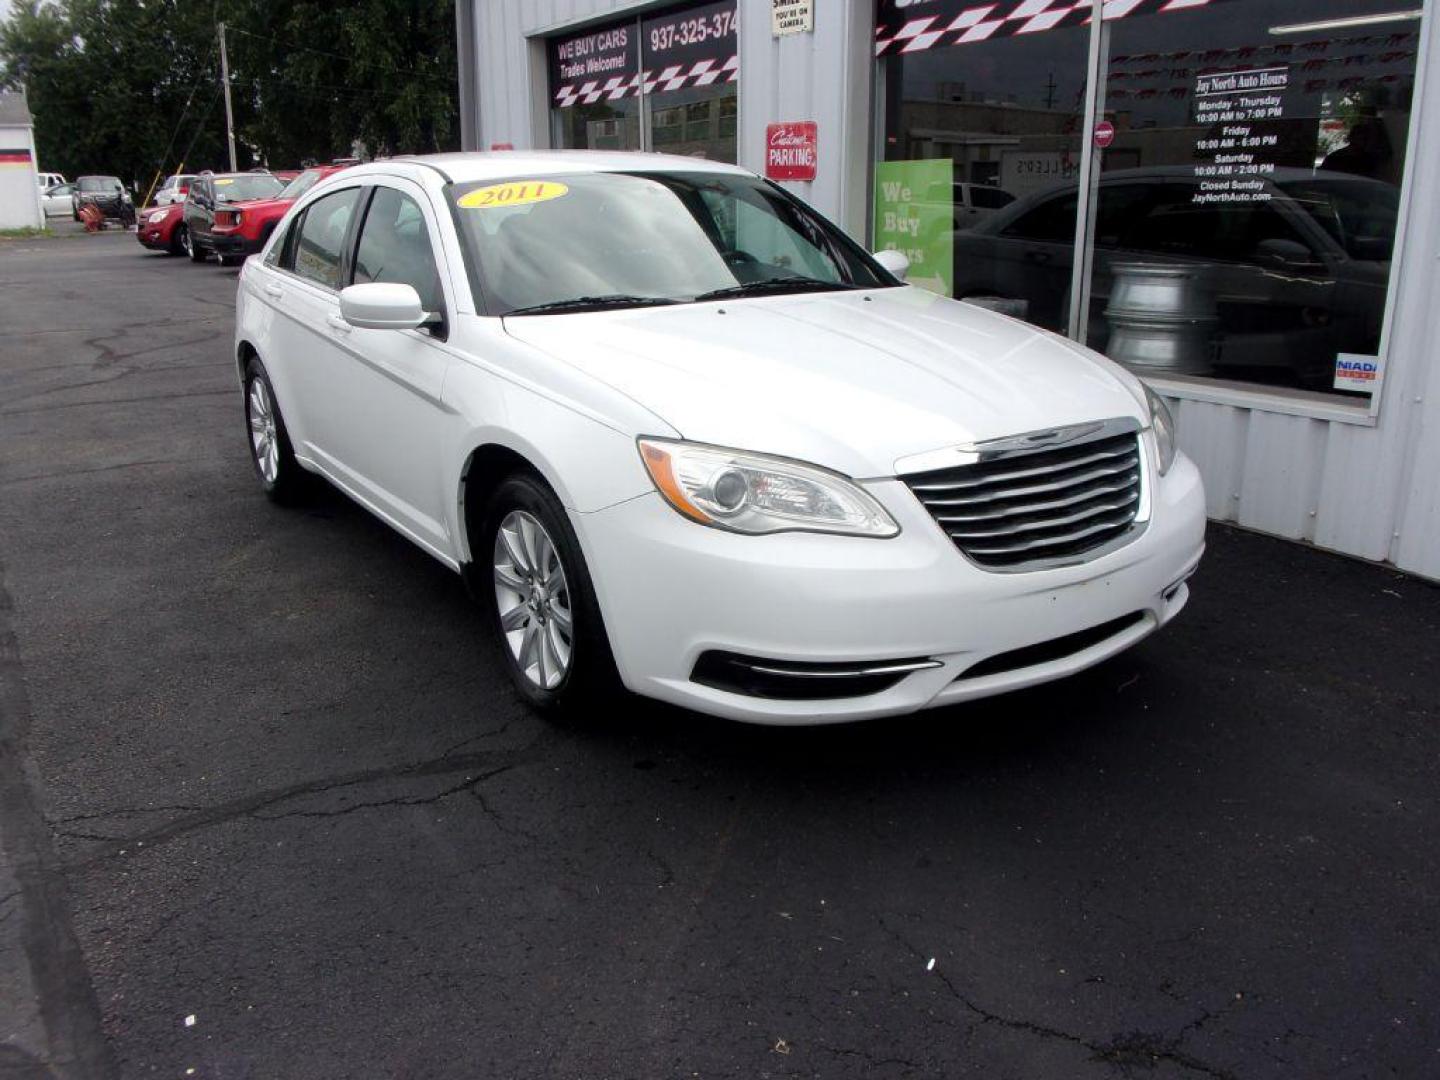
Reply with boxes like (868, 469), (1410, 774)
(903, 426), (1144, 570)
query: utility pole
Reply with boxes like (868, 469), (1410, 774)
(218, 21), (237, 171)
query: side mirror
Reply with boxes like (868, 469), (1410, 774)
(339, 282), (428, 331)
(1254, 238), (1324, 273)
(873, 248), (910, 281)
(1350, 235), (1393, 262)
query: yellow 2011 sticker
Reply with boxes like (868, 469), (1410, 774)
(214, 178), (234, 186)
(458, 180), (569, 210)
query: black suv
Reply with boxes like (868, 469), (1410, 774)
(73, 176), (134, 225)
(180, 171), (284, 265)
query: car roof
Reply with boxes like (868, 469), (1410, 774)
(377, 150), (753, 184)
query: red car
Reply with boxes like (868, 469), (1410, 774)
(136, 201), (187, 255)
(208, 163), (354, 261)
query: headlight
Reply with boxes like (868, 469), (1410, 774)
(638, 439), (899, 538)
(1144, 384), (1178, 476)
(147, 210), (168, 224)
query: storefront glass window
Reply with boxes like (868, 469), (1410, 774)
(874, 0), (1421, 400)
(876, 2), (1090, 322)
(1090, 0), (1417, 394)
(548, 0), (738, 162)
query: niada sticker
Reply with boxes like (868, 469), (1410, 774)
(458, 181), (569, 210)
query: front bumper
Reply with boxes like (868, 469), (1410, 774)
(574, 451), (1207, 724)
(209, 231), (262, 256)
(137, 223), (172, 249)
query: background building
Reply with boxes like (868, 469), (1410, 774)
(0, 91), (42, 230)
(457, 0), (1440, 581)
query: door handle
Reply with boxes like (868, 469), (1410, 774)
(1024, 251), (1053, 266)
(263, 284), (283, 299)
(326, 314), (353, 334)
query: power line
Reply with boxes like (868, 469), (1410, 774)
(222, 24), (454, 85)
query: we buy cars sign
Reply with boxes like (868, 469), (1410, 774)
(766, 122), (817, 181)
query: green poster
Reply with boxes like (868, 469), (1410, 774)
(873, 159), (953, 297)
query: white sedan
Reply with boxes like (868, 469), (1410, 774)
(40, 182), (75, 217)
(234, 152), (1206, 724)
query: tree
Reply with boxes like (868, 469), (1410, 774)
(0, 0), (459, 189)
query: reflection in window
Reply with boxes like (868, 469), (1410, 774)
(292, 189), (359, 290)
(873, 0), (1419, 398)
(1093, 0), (1417, 393)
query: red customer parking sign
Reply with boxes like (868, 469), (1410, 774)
(766, 121), (817, 181)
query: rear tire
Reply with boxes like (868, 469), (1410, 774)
(480, 474), (621, 719)
(243, 356), (305, 504)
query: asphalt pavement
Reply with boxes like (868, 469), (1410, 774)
(1, 231), (1438, 1080)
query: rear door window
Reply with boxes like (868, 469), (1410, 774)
(292, 189), (361, 290)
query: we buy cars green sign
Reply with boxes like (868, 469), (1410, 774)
(873, 160), (953, 297)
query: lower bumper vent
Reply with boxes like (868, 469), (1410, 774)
(692, 652), (940, 700)
(958, 611), (1148, 682)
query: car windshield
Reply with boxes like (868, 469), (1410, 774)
(79, 177), (121, 193)
(1277, 177), (1399, 262)
(448, 170), (893, 316)
(213, 175), (284, 202)
(279, 169), (325, 201)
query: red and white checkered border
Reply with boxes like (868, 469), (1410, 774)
(875, 0), (1220, 56)
(554, 54), (738, 108)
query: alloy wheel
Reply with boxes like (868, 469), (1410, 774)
(247, 378), (280, 483)
(179, 226), (192, 257)
(493, 510), (574, 690)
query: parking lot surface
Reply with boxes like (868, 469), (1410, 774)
(1, 233), (1438, 1079)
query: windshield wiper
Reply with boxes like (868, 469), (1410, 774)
(692, 277), (857, 303)
(503, 295), (680, 316)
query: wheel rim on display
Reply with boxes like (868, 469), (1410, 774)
(247, 378), (279, 483)
(493, 510), (573, 690)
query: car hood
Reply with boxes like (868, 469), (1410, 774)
(501, 286), (1148, 478)
(223, 196), (293, 217)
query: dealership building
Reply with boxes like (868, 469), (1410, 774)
(456, 0), (1440, 581)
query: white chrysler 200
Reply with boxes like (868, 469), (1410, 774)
(234, 152), (1205, 724)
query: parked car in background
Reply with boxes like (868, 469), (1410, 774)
(36, 171), (66, 191)
(40, 182), (76, 217)
(153, 174), (198, 206)
(180, 171), (285, 264)
(136, 202), (186, 255)
(206, 162), (355, 264)
(73, 175), (134, 226)
(950, 166), (1396, 388)
(234, 153), (1205, 724)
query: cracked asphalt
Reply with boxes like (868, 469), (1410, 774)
(1, 232), (1438, 1079)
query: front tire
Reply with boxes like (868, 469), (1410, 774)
(243, 357), (304, 503)
(185, 227), (207, 263)
(481, 474), (620, 717)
